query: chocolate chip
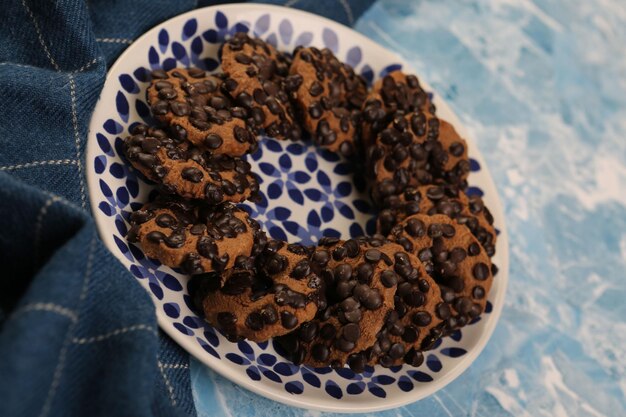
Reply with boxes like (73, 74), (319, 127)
(381, 270), (398, 288)
(217, 312), (237, 327)
(404, 349), (424, 367)
(235, 53), (252, 64)
(308, 102), (322, 119)
(402, 325), (419, 343)
(291, 260), (311, 279)
(320, 323), (336, 340)
(203, 133), (223, 149)
(151, 100), (170, 115)
(343, 323), (360, 342)
(339, 141), (354, 157)
(335, 338), (355, 352)
(280, 311), (298, 329)
(155, 213), (176, 228)
(245, 312), (264, 330)
(473, 262), (489, 280)
(204, 183), (224, 204)
(311, 343), (329, 362)
(362, 289), (382, 310)
(309, 81), (323, 96)
(412, 311), (432, 327)
(188, 68), (206, 78)
(298, 321), (318, 342)
(364, 249), (382, 263)
(158, 88), (177, 100)
(468, 242), (481, 256)
(224, 78), (238, 92)
(403, 290), (425, 307)
(261, 306), (278, 324)
(347, 354), (365, 373)
(181, 167), (203, 183)
(454, 297), (473, 314)
(405, 218), (425, 237)
(170, 101), (190, 116)
(436, 302), (451, 320)
(146, 231), (166, 243)
(450, 142), (464, 157)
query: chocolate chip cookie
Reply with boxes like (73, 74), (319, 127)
(363, 249), (443, 368)
(377, 184), (496, 256)
(279, 237), (424, 372)
(126, 196), (266, 274)
(368, 109), (471, 206)
(148, 68), (257, 156)
(361, 71), (434, 149)
(289, 47), (367, 156)
(220, 33), (301, 140)
(197, 241), (321, 342)
(388, 214), (494, 334)
(123, 124), (259, 205)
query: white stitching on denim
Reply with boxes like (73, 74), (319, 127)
(74, 58), (99, 74)
(96, 37), (133, 44)
(68, 74), (86, 209)
(338, 0), (355, 25)
(157, 361), (178, 406)
(21, 0), (60, 71)
(33, 196), (61, 265)
(284, 0), (301, 7)
(41, 190), (82, 212)
(0, 159), (77, 171)
(0, 60), (97, 73)
(12, 303), (78, 322)
(72, 324), (158, 344)
(39, 234), (96, 417)
(160, 363), (189, 369)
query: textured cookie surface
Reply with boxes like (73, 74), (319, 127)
(289, 47), (367, 156)
(126, 196), (266, 274)
(123, 124), (259, 205)
(198, 241), (321, 342)
(367, 110), (439, 205)
(278, 237), (434, 372)
(147, 68), (257, 156)
(361, 71), (434, 149)
(377, 184), (496, 256)
(221, 33), (301, 140)
(363, 249), (443, 368)
(389, 214), (494, 335)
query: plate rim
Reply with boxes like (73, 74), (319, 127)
(86, 3), (509, 413)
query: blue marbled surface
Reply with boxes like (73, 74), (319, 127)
(191, 0), (626, 415)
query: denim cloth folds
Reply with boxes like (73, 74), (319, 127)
(0, 1), (373, 416)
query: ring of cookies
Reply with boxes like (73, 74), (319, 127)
(123, 32), (497, 373)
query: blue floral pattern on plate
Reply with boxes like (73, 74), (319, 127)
(86, 5), (507, 411)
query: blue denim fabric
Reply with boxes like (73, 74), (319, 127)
(0, 1), (372, 416)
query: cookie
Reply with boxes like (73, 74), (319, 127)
(126, 196), (266, 274)
(220, 33), (301, 140)
(368, 110), (470, 205)
(361, 71), (434, 149)
(367, 111), (439, 204)
(362, 250), (443, 368)
(123, 124), (259, 205)
(377, 184), (496, 256)
(197, 241), (321, 342)
(429, 120), (470, 189)
(289, 47), (367, 156)
(388, 214), (494, 335)
(148, 68), (257, 156)
(278, 237), (404, 372)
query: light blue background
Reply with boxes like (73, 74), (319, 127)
(191, 1), (626, 415)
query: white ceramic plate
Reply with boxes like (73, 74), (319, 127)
(86, 4), (508, 413)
